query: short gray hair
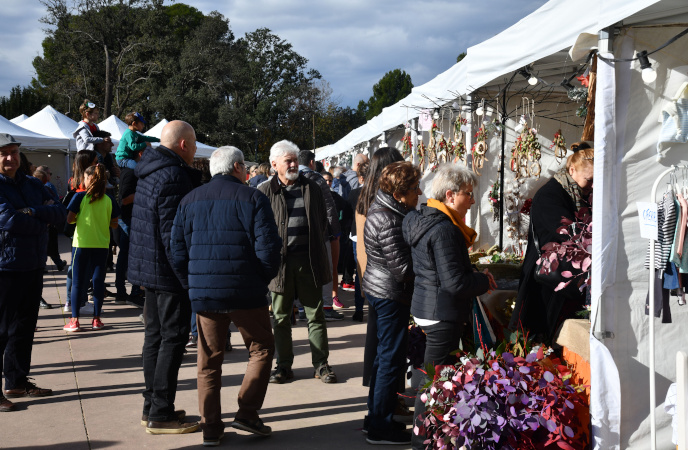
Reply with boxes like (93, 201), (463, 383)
(428, 163), (478, 200)
(210, 146), (244, 177)
(269, 140), (300, 164)
(332, 166), (346, 177)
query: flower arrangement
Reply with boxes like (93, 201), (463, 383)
(416, 335), (589, 450)
(537, 206), (592, 293)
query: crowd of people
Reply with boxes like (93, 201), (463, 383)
(0, 99), (595, 448)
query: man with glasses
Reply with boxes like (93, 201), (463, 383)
(0, 134), (66, 411)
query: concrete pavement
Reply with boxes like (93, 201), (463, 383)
(1, 240), (414, 449)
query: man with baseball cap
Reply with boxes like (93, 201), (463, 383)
(0, 133), (66, 411)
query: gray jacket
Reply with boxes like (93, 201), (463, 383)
(258, 174), (332, 292)
(73, 121), (104, 151)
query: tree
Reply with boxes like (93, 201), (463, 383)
(0, 85), (52, 119)
(361, 69), (413, 120)
(35, 0), (165, 118)
(457, 52), (467, 63)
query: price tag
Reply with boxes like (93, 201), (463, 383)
(637, 202), (658, 240)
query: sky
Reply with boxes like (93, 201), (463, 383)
(0, 0), (549, 109)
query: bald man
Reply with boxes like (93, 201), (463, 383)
(129, 120), (202, 434)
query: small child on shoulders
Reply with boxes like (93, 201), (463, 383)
(115, 112), (159, 169)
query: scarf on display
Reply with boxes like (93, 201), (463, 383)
(553, 167), (586, 211)
(427, 198), (477, 247)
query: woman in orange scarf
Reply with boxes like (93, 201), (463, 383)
(402, 163), (497, 450)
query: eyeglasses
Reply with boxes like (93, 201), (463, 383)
(458, 190), (474, 199)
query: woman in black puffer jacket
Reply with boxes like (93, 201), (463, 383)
(402, 163), (497, 450)
(362, 161), (421, 445)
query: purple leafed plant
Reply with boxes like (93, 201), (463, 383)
(537, 206), (592, 292)
(416, 343), (589, 449)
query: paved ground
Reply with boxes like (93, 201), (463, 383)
(1, 239), (415, 449)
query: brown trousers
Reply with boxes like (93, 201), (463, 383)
(196, 306), (274, 435)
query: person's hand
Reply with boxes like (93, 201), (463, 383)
(43, 199), (55, 205)
(483, 269), (499, 293)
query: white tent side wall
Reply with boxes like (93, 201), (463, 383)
(593, 27), (688, 449)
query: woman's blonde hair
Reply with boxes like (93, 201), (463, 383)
(566, 142), (594, 171)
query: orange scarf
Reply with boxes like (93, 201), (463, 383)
(427, 198), (477, 247)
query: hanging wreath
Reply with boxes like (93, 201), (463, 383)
(550, 129), (567, 162)
(401, 128), (412, 159)
(471, 125), (489, 176)
(417, 137), (426, 171)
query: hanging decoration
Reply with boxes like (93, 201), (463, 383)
(510, 99), (542, 179)
(504, 178), (530, 255)
(551, 129), (567, 162)
(472, 125), (489, 175)
(453, 116), (468, 164)
(425, 121), (439, 173)
(488, 180), (500, 222)
(400, 127), (413, 159)
(417, 134), (426, 170)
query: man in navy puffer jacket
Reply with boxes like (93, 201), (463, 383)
(0, 134), (66, 410)
(129, 121), (201, 435)
(171, 146), (281, 445)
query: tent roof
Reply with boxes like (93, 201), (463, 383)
(0, 115), (69, 150)
(145, 119), (216, 158)
(323, 0), (686, 159)
(10, 114), (28, 124)
(98, 115), (129, 140)
(19, 105), (78, 149)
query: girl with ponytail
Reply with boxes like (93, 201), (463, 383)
(64, 164), (120, 332)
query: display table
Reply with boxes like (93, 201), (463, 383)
(555, 319), (591, 402)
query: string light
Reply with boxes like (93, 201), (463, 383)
(637, 50), (657, 83)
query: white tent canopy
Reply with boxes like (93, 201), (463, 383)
(10, 114), (28, 124)
(18, 105), (78, 150)
(145, 118), (216, 158)
(0, 115), (69, 150)
(98, 114), (129, 141)
(324, 0), (688, 160)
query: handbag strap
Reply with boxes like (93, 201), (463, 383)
(530, 218), (542, 257)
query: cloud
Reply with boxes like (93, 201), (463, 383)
(0, 0), (548, 108)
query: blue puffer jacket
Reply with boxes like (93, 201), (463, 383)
(128, 145), (201, 291)
(171, 174), (282, 312)
(0, 171), (67, 271)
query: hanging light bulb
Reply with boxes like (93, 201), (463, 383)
(461, 105), (471, 118)
(476, 106), (484, 116)
(528, 75), (539, 86)
(48, 153), (52, 158)
(637, 50), (657, 83)
(433, 110), (440, 120)
(519, 67), (538, 85)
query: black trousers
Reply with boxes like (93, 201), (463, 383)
(47, 226), (61, 266)
(0, 270), (42, 390)
(142, 288), (191, 421)
(412, 321), (463, 450)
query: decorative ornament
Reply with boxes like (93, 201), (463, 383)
(550, 129), (567, 162)
(400, 128), (412, 159)
(488, 180), (500, 222)
(471, 125), (489, 176)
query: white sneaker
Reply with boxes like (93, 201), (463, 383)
(78, 304), (94, 316)
(63, 303), (71, 312)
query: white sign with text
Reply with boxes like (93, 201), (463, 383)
(637, 202), (658, 240)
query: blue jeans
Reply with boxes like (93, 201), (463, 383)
(117, 158), (137, 169)
(115, 221), (141, 296)
(71, 247), (108, 318)
(365, 293), (410, 434)
(66, 246), (88, 307)
(353, 243), (364, 312)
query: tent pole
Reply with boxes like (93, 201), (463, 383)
(499, 91), (507, 250)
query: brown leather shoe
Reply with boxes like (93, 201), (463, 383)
(0, 395), (17, 412)
(146, 419), (199, 434)
(4, 380), (53, 398)
(140, 409), (186, 426)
